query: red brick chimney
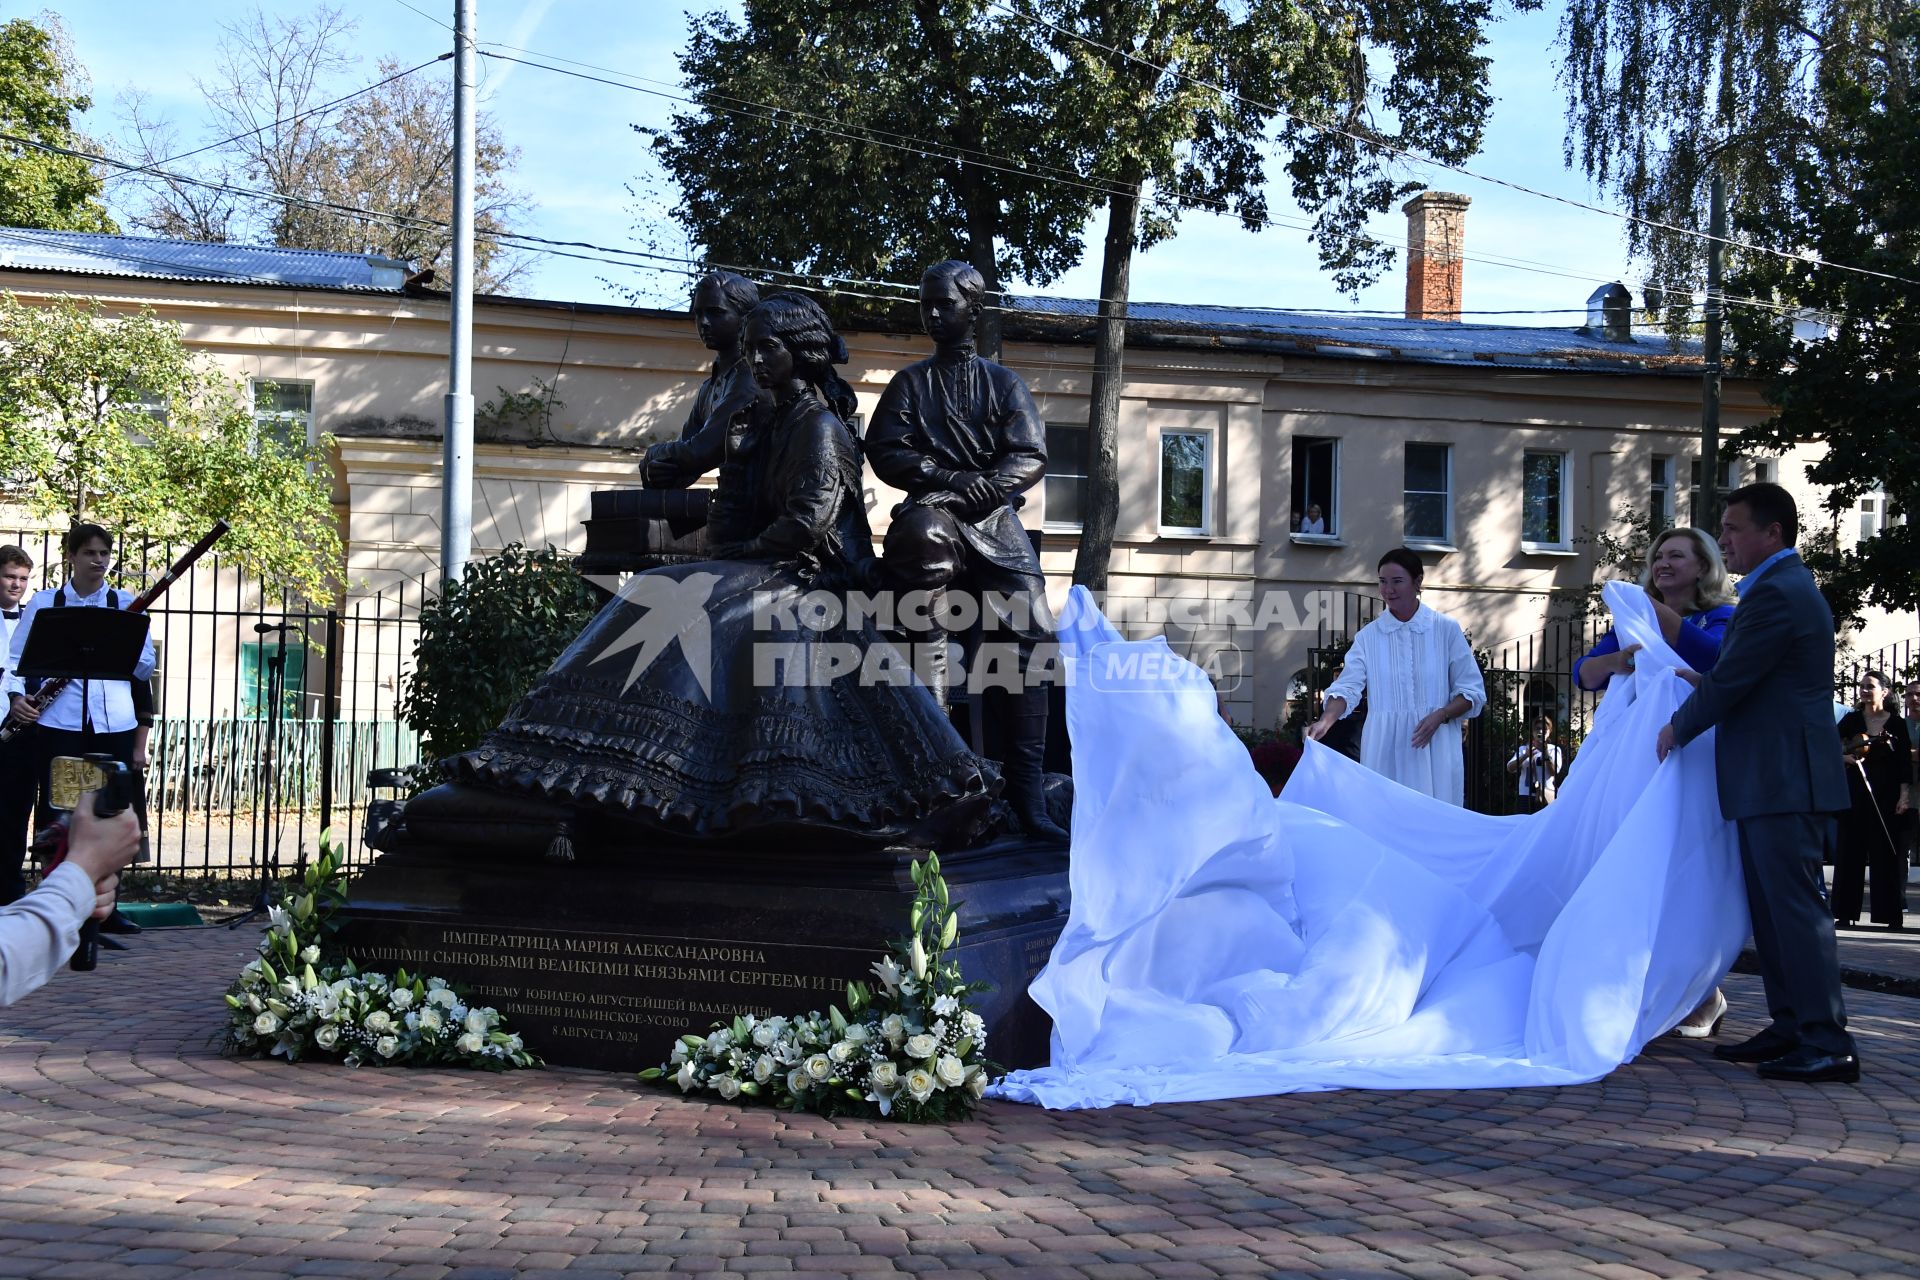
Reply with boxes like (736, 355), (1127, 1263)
(1403, 192), (1471, 322)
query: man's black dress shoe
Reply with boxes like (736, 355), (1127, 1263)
(1714, 1030), (1800, 1063)
(1756, 1047), (1860, 1083)
(97, 935), (129, 951)
(100, 912), (141, 935)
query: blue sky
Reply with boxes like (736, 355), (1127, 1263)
(61, 1), (1642, 322)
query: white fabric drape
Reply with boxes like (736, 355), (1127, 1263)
(991, 582), (1746, 1108)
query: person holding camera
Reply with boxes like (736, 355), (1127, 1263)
(0, 802), (139, 1004)
(1506, 715), (1565, 812)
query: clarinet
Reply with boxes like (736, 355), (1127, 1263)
(1, 520), (230, 744)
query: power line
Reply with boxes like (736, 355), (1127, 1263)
(106, 54), (453, 182)
(0, 130), (1824, 333)
(990, 1), (1920, 292)
(472, 45), (1820, 316)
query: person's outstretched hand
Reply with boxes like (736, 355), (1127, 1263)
(62, 804), (141, 921)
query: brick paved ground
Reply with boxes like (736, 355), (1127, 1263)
(1, 928), (1916, 1280)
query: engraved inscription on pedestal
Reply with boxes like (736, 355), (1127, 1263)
(346, 920), (871, 1070)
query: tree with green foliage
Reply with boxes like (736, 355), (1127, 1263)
(398, 544), (600, 777)
(651, 1), (1513, 590)
(0, 14), (116, 231)
(648, 0), (1095, 357)
(1554, 0), (1920, 625)
(0, 293), (340, 600)
(1024, 0), (1509, 589)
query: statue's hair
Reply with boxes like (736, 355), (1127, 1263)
(747, 292), (857, 422)
(692, 269), (760, 317)
(922, 259), (985, 309)
(1639, 526), (1736, 613)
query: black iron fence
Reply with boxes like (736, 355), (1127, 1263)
(3, 528), (425, 876)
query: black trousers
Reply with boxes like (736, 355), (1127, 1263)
(1833, 801), (1907, 926)
(32, 725), (148, 834)
(0, 725), (36, 905)
(1738, 812), (1854, 1056)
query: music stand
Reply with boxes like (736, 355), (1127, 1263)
(16, 608), (149, 685)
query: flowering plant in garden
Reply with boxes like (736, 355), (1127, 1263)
(223, 838), (540, 1071)
(640, 854), (997, 1122)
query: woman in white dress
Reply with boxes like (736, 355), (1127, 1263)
(1305, 548), (1486, 805)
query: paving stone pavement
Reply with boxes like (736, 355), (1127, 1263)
(1, 928), (1917, 1280)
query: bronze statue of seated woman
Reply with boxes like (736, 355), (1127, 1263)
(411, 293), (1002, 853)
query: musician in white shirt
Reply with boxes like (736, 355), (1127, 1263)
(4, 525), (155, 934)
(0, 545), (36, 905)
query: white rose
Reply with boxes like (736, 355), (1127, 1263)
(869, 1061), (899, 1092)
(786, 1067), (811, 1095)
(966, 1068), (988, 1099)
(935, 1055), (966, 1088)
(753, 1055), (775, 1084)
(299, 944), (321, 965)
(363, 1010), (392, 1034)
(675, 1061), (698, 1092)
(844, 1023), (870, 1045)
(904, 1034), (938, 1060)
(751, 1022), (778, 1048)
(829, 1040), (855, 1064)
(418, 1008), (443, 1032)
(905, 1068), (936, 1102)
(389, 988), (414, 1010)
(880, 1014), (906, 1044)
(804, 1053), (833, 1081)
(715, 1075), (741, 1100)
(428, 988), (458, 1009)
(252, 1011), (280, 1036)
(960, 1012), (986, 1040)
(458, 1032), (484, 1054)
(465, 1010), (490, 1034)
(314, 1023), (340, 1050)
(375, 1035), (400, 1058)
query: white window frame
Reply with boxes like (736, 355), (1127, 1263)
(249, 377), (315, 451)
(1403, 442), (1453, 548)
(1291, 435), (1341, 543)
(1522, 449), (1573, 553)
(1042, 421), (1088, 533)
(1860, 489), (1888, 543)
(1751, 458), (1776, 485)
(1688, 457), (1737, 525)
(1651, 455), (1676, 529)
(1157, 427), (1214, 537)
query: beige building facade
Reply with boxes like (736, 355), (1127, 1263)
(0, 226), (1908, 736)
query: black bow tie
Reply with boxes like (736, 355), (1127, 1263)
(1, 610), (18, 620)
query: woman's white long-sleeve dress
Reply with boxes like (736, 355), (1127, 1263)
(1324, 602), (1486, 806)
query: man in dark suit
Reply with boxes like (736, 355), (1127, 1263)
(1657, 483), (1857, 1082)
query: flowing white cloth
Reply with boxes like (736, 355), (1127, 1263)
(1323, 602), (1486, 805)
(991, 582), (1747, 1108)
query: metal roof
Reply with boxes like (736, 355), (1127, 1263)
(1004, 295), (1706, 374)
(0, 227), (410, 292)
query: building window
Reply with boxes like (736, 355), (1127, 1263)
(1688, 458), (1736, 524)
(241, 639), (309, 720)
(1291, 437), (1339, 537)
(250, 379), (314, 451)
(1158, 429), (1212, 535)
(1860, 489), (1889, 543)
(1751, 459), (1776, 485)
(1651, 456), (1676, 528)
(1044, 423), (1087, 530)
(1403, 442), (1452, 545)
(1522, 451), (1571, 549)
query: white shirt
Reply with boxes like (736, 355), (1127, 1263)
(3, 581), (157, 733)
(1325, 602), (1487, 806)
(0, 608), (20, 682)
(1507, 741), (1565, 799)
(1298, 516), (1326, 535)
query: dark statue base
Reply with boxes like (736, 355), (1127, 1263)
(336, 838), (1068, 1075)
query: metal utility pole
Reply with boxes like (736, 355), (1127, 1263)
(441, 0), (477, 582)
(1697, 173), (1726, 535)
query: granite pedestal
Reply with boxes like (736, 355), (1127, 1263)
(336, 839), (1068, 1074)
